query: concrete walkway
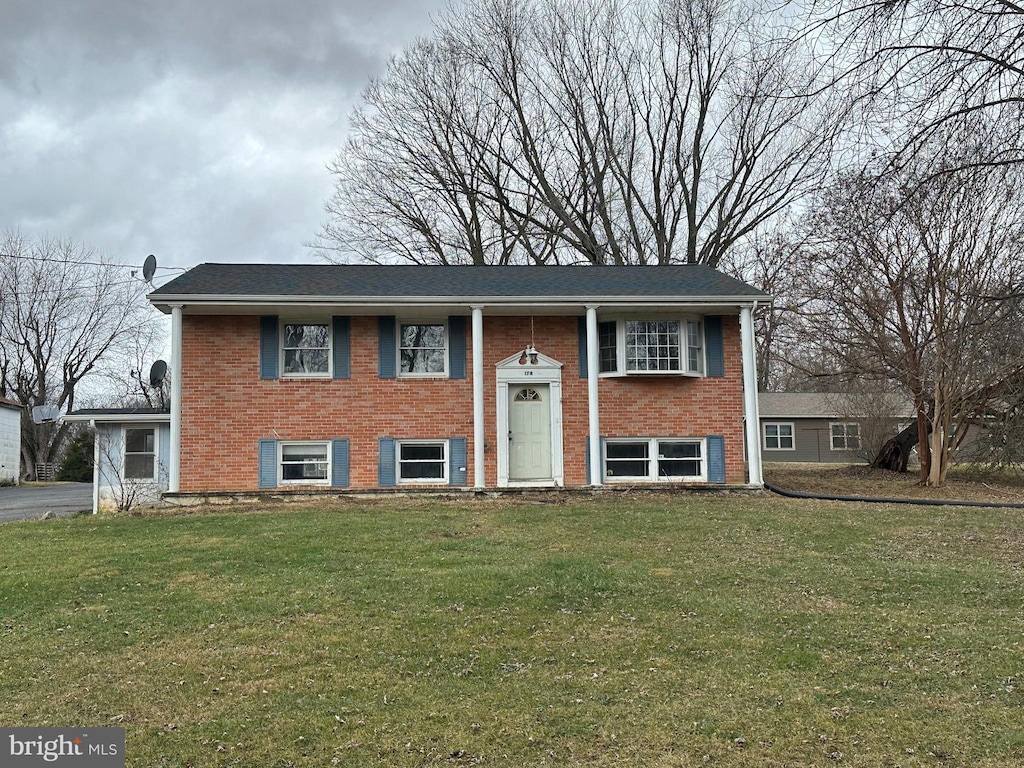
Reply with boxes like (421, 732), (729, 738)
(0, 483), (92, 522)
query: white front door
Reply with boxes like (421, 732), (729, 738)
(508, 384), (552, 480)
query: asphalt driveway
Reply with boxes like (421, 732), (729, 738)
(0, 483), (92, 522)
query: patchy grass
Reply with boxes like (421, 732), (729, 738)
(765, 462), (1024, 504)
(0, 494), (1022, 766)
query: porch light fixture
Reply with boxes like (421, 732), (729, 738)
(518, 345), (539, 365)
(518, 316), (540, 364)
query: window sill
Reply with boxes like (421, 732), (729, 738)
(599, 371), (703, 378)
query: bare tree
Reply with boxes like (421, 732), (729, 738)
(320, 0), (848, 267)
(799, 150), (1024, 486)
(808, 0), (1024, 173)
(0, 231), (162, 479)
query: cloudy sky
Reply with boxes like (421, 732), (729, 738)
(1, 0), (448, 280)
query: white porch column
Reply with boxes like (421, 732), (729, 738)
(169, 304), (183, 493)
(586, 305), (602, 486)
(740, 304), (763, 487)
(90, 419), (99, 515)
(471, 306), (485, 488)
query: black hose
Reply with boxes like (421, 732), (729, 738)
(763, 482), (1024, 510)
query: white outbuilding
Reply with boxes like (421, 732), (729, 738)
(0, 398), (23, 485)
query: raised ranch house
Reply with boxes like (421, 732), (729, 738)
(71, 264), (770, 509)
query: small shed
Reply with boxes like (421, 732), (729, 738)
(0, 397), (23, 485)
(63, 408), (171, 513)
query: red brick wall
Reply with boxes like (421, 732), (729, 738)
(178, 314), (748, 491)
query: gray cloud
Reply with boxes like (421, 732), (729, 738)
(1, 0), (447, 273)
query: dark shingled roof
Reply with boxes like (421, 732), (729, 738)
(150, 263), (769, 300)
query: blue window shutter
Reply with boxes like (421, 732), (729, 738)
(378, 437), (396, 487)
(705, 316), (724, 378)
(258, 439), (277, 488)
(331, 438), (350, 487)
(332, 316), (351, 380)
(259, 316), (279, 380)
(378, 316), (397, 379)
(449, 316), (467, 379)
(707, 435), (725, 483)
(578, 317), (588, 378)
(449, 437), (468, 486)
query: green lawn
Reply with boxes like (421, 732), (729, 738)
(0, 494), (1021, 767)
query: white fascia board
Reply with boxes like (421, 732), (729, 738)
(148, 294), (771, 314)
(63, 413), (171, 424)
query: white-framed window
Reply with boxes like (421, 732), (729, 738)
(397, 440), (448, 483)
(124, 427), (157, 481)
(763, 422), (795, 450)
(279, 442), (330, 484)
(598, 318), (704, 376)
(399, 322), (447, 376)
(604, 438), (706, 482)
(830, 422), (861, 451)
(282, 322), (330, 376)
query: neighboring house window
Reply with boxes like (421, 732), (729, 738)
(280, 442), (330, 484)
(397, 440), (448, 483)
(605, 438), (706, 481)
(599, 319), (704, 375)
(400, 323), (447, 375)
(124, 428), (156, 480)
(283, 323), (330, 375)
(764, 422), (795, 450)
(830, 423), (861, 451)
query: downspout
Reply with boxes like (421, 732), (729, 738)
(740, 302), (763, 487)
(169, 304), (183, 493)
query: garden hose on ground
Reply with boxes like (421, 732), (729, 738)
(763, 482), (1024, 510)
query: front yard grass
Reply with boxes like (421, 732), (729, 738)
(0, 494), (1021, 766)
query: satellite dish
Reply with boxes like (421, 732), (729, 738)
(32, 405), (60, 424)
(149, 359), (168, 387)
(142, 254), (157, 283)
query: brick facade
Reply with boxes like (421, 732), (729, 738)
(178, 313), (748, 491)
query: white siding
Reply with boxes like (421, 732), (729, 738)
(95, 422), (170, 511)
(0, 406), (20, 485)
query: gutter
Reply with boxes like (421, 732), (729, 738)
(765, 482), (1024, 510)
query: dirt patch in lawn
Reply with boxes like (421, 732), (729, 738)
(764, 462), (1024, 504)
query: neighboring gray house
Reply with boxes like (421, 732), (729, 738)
(0, 397), (22, 485)
(63, 408), (171, 513)
(758, 392), (914, 464)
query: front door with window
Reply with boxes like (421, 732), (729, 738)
(508, 384), (552, 481)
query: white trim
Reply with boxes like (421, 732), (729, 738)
(64, 412), (171, 424)
(278, 441), (331, 486)
(396, 439), (449, 485)
(596, 316), (705, 377)
(397, 320), (449, 378)
(762, 421), (796, 451)
(471, 306), (485, 488)
(90, 419), (99, 515)
(740, 305), (763, 486)
(122, 425), (160, 483)
(280, 320), (332, 378)
(829, 422), (862, 451)
(170, 304), (182, 493)
(603, 437), (708, 483)
(495, 350), (564, 488)
(586, 306), (601, 486)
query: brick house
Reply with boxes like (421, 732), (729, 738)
(73, 263), (769, 507)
